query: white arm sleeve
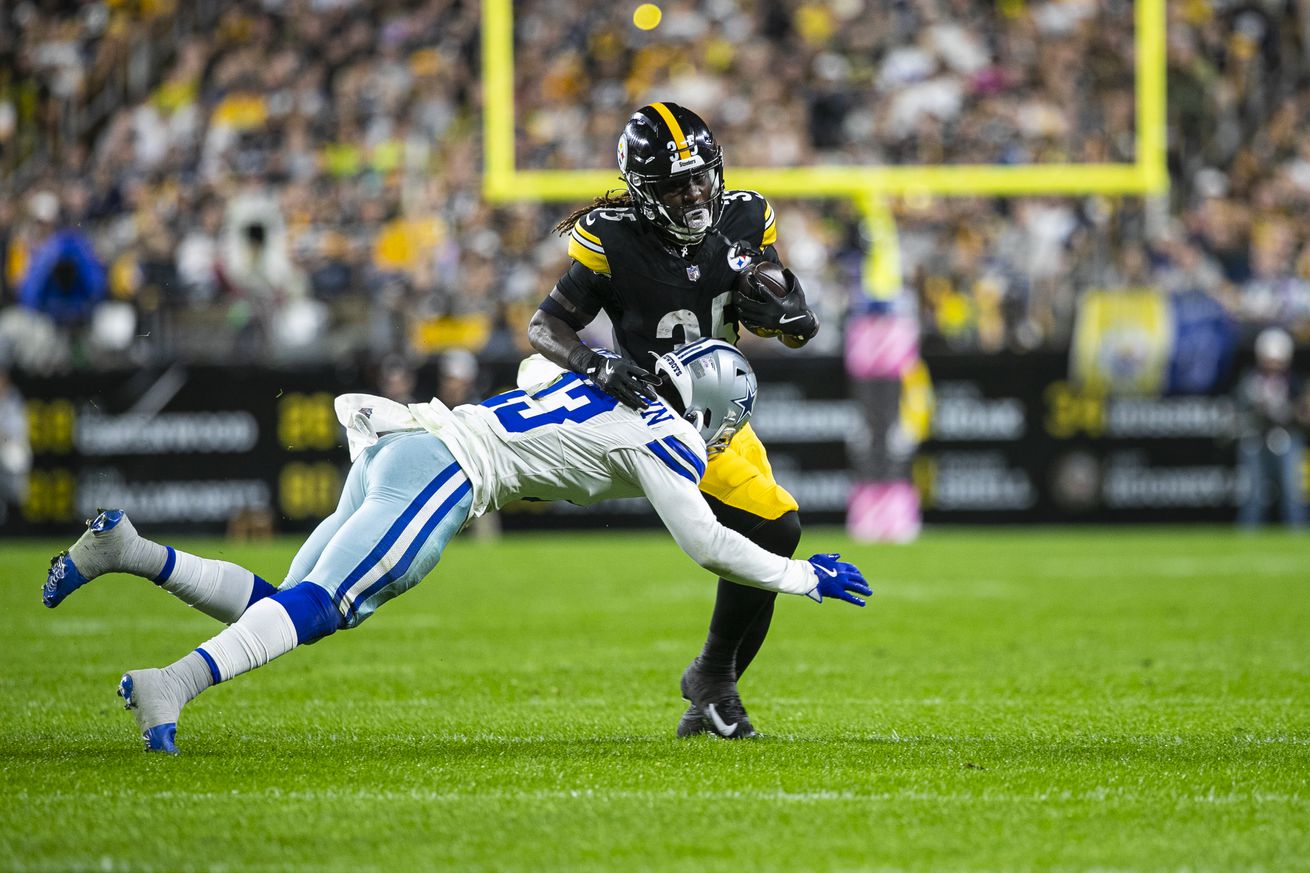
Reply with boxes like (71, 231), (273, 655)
(615, 448), (819, 597)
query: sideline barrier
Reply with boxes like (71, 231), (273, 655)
(7, 353), (1297, 536)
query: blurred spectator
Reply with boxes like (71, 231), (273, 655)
(175, 198), (223, 302)
(377, 353), (418, 404)
(0, 200), (17, 304)
(217, 188), (319, 357)
(437, 348), (479, 406)
(1239, 219), (1310, 327)
(17, 192), (106, 325)
(0, 367), (30, 526)
(1236, 327), (1309, 528)
(2, 0), (1310, 371)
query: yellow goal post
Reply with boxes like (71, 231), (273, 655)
(480, 0), (1168, 299)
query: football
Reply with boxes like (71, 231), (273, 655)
(733, 262), (790, 338)
(735, 261), (789, 301)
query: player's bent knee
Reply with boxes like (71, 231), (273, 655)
(269, 582), (343, 645)
(750, 510), (802, 558)
(247, 575), (278, 610)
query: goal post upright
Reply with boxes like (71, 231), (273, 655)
(481, 0), (1168, 203)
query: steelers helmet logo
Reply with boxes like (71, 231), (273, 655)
(726, 244), (754, 272)
(617, 136), (628, 172)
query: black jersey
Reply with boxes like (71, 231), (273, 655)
(556, 190), (779, 365)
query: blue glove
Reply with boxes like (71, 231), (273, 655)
(805, 553), (871, 606)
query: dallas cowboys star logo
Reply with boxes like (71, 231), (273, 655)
(731, 382), (755, 419)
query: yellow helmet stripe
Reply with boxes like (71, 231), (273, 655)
(650, 102), (691, 159)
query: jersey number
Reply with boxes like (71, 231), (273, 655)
(483, 375), (617, 433)
(656, 291), (739, 346)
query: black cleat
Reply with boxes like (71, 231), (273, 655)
(679, 659), (756, 739)
(676, 703), (708, 738)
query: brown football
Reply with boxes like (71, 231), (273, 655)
(736, 261), (788, 299)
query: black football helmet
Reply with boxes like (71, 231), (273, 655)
(617, 103), (725, 244)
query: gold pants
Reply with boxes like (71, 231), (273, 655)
(698, 423), (799, 520)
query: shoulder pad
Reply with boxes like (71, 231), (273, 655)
(568, 213), (610, 275)
(726, 188), (766, 203)
(566, 207), (640, 275)
(720, 190), (776, 249)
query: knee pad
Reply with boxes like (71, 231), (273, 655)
(747, 510), (802, 559)
(270, 582), (343, 645)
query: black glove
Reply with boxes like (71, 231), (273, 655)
(735, 268), (819, 340)
(567, 347), (659, 410)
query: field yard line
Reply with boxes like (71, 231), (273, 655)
(1032, 554), (1310, 579)
(354, 730), (1310, 744)
(10, 788), (1306, 805)
(8, 862), (387, 873)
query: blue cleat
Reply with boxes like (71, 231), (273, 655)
(118, 672), (181, 755)
(42, 509), (138, 608)
(142, 723), (179, 755)
(43, 551), (91, 609)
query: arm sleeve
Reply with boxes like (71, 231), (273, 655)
(552, 260), (610, 325)
(615, 447), (818, 597)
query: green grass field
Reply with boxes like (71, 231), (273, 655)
(2, 527), (1308, 872)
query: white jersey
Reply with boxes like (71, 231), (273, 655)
(334, 364), (818, 599)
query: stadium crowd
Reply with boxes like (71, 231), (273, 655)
(1, 0), (1309, 374)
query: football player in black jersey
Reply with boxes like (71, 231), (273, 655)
(528, 103), (819, 739)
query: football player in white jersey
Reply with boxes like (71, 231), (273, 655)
(43, 340), (870, 753)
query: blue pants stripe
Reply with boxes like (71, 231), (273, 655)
(344, 479), (473, 619)
(282, 431), (473, 629)
(331, 461), (460, 607)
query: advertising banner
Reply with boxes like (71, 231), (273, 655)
(6, 353), (1299, 536)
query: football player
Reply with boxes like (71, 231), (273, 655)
(528, 103), (819, 738)
(43, 340), (869, 754)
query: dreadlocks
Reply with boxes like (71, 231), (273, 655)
(553, 189), (634, 236)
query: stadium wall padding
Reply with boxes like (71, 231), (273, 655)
(7, 352), (1299, 536)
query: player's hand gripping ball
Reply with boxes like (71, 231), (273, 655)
(738, 261), (790, 300)
(733, 261), (815, 339)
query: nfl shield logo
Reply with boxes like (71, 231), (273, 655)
(686, 264), (701, 282)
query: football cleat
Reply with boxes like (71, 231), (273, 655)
(43, 509), (137, 608)
(680, 659), (757, 740)
(676, 703), (709, 738)
(118, 670), (181, 754)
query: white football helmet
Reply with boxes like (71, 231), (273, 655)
(653, 339), (757, 455)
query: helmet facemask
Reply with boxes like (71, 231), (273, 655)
(626, 158), (724, 245)
(701, 406), (743, 457)
(617, 103), (726, 245)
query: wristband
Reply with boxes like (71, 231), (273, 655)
(567, 346), (599, 375)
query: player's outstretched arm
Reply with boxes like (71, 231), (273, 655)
(623, 449), (870, 605)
